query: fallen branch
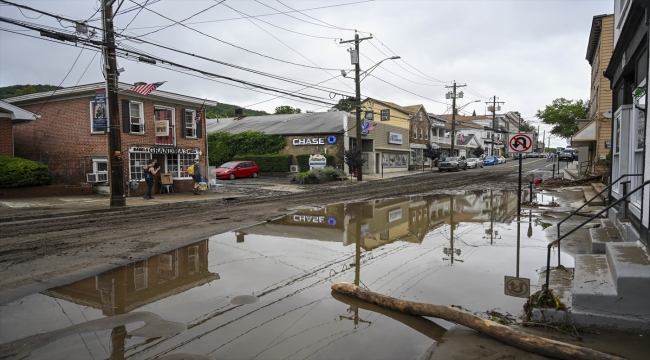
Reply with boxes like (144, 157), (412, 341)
(331, 282), (623, 360)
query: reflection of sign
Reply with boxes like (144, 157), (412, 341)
(361, 121), (376, 135)
(504, 276), (530, 298)
(388, 132), (403, 144)
(380, 109), (390, 120)
(309, 154), (327, 169)
(293, 215), (325, 223)
(155, 120), (169, 136)
(93, 90), (107, 130)
(388, 208), (402, 222)
(508, 133), (533, 153)
(293, 138), (325, 145)
(130, 146), (201, 155)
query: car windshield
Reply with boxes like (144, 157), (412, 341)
(445, 157), (458, 161)
(219, 162), (238, 169)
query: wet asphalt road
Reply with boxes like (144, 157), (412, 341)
(0, 158), (549, 293)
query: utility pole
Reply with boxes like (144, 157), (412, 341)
(340, 32), (372, 181)
(445, 82), (466, 157)
(102, 0), (125, 206)
(485, 96), (505, 157)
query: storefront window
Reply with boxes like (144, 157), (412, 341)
(167, 153), (195, 178)
(382, 152), (408, 168)
(129, 151), (151, 180)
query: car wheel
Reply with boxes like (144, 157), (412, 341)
(229, 173), (235, 180)
(252, 172), (258, 178)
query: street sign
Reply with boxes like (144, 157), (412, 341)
(504, 276), (530, 298)
(508, 133), (534, 153)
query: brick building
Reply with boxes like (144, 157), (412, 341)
(4, 82), (216, 195)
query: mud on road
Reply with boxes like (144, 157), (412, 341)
(0, 168), (518, 292)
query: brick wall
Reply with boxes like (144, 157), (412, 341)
(13, 94), (207, 189)
(0, 119), (13, 156)
(410, 108), (430, 145)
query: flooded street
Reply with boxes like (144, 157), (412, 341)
(1, 190), (574, 359)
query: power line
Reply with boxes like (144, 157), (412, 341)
(360, 52), (445, 87)
(372, 34), (449, 83)
(368, 75), (446, 105)
(36, 43), (87, 114)
(124, 0), (345, 71)
(120, 0), (151, 34)
(136, 0), (224, 37)
(255, 0), (356, 31)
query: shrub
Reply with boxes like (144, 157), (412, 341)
(208, 131), (285, 166)
(232, 154), (292, 172)
(289, 166), (345, 184)
(0, 156), (53, 188)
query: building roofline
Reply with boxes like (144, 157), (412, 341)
(3, 82), (217, 107)
(586, 14), (613, 65)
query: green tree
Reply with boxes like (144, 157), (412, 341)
(333, 98), (354, 112)
(423, 143), (442, 161)
(14, 86), (37, 96)
(275, 105), (301, 114)
(535, 98), (588, 138)
(472, 146), (485, 158)
(519, 119), (536, 132)
(342, 147), (366, 173)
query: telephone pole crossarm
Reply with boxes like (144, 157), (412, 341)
(445, 82), (466, 157)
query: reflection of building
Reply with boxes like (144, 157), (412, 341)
(44, 239), (219, 316)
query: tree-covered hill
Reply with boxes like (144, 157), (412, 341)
(206, 103), (268, 118)
(0, 84), (62, 99)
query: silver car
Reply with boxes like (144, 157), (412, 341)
(466, 158), (483, 169)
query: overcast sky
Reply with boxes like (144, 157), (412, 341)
(0, 0), (613, 147)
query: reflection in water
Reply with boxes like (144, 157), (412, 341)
(1, 191), (570, 360)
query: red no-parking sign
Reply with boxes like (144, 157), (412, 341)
(508, 133), (534, 153)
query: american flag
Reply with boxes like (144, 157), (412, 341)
(130, 81), (165, 96)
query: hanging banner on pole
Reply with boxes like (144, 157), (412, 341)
(508, 133), (534, 153)
(93, 90), (108, 130)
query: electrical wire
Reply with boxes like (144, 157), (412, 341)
(124, 0), (345, 71)
(255, 0), (356, 31)
(367, 74), (446, 105)
(359, 52), (445, 87)
(136, 0), (224, 37)
(372, 34), (449, 84)
(121, 0), (150, 34)
(36, 43), (87, 114)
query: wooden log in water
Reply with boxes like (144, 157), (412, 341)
(331, 282), (623, 360)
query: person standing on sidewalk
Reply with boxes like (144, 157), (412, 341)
(192, 157), (202, 195)
(143, 159), (159, 199)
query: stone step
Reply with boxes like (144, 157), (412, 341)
(600, 218), (614, 228)
(588, 227), (622, 254)
(606, 242), (650, 308)
(581, 186), (605, 206)
(572, 255), (622, 314)
(591, 182), (608, 203)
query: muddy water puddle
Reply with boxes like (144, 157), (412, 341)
(1, 190), (573, 360)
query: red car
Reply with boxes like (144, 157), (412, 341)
(212, 161), (259, 180)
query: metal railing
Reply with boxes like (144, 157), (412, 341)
(545, 178), (649, 290)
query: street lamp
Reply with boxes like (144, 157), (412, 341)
(341, 54), (400, 181)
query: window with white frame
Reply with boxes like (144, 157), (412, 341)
(167, 153), (195, 179)
(129, 151), (151, 180)
(185, 110), (197, 138)
(155, 107), (175, 145)
(129, 102), (144, 133)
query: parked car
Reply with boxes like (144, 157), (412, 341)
(212, 161), (259, 180)
(497, 156), (506, 164)
(482, 156), (498, 166)
(438, 157), (467, 172)
(466, 158), (483, 169)
(558, 152), (574, 162)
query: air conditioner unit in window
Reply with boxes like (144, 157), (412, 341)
(131, 123), (144, 133)
(290, 165), (299, 172)
(87, 173), (108, 183)
(97, 173), (108, 182)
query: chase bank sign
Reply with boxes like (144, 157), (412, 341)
(293, 138), (325, 145)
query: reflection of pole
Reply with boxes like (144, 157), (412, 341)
(355, 218), (361, 287)
(516, 214), (521, 278)
(110, 325), (127, 360)
(490, 189), (494, 245)
(450, 195), (455, 264)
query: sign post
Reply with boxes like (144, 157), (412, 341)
(508, 133), (534, 214)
